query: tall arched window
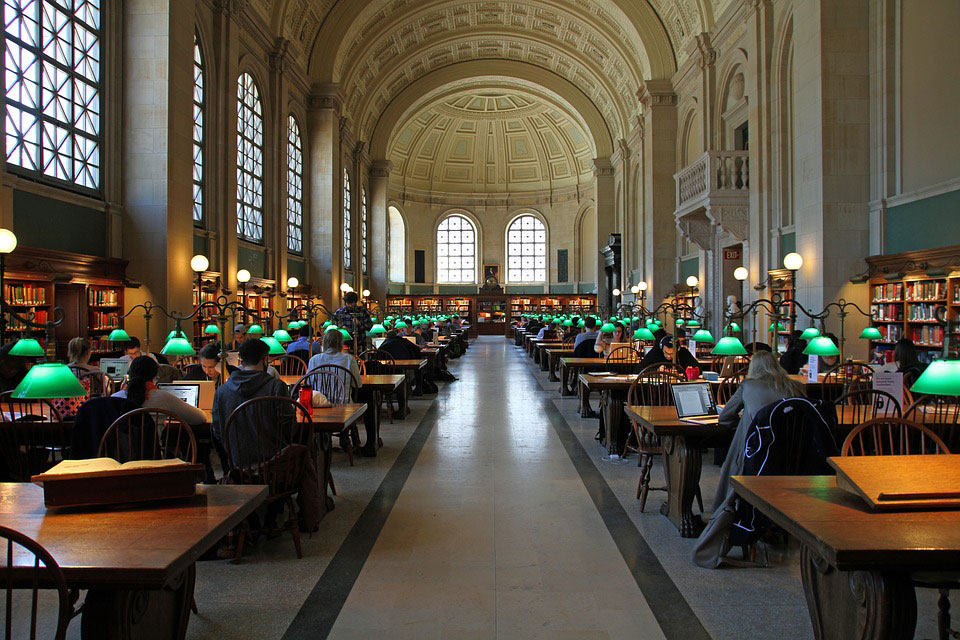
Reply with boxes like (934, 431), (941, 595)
(436, 213), (477, 284)
(4, 0), (102, 192)
(342, 169), (352, 269)
(360, 188), (368, 274)
(388, 205), (405, 283)
(286, 115), (303, 253)
(236, 73), (264, 243)
(506, 214), (547, 283)
(192, 34), (204, 225)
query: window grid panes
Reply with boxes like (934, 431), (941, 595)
(236, 72), (263, 243)
(192, 35), (204, 225)
(506, 215), (547, 283)
(4, 0), (102, 192)
(436, 214), (476, 283)
(286, 115), (303, 253)
(342, 168), (352, 269)
(360, 187), (368, 274)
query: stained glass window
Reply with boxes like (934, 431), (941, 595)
(4, 0), (102, 192)
(192, 34), (204, 225)
(236, 72), (263, 243)
(506, 215), (546, 283)
(286, 115), (303, 253)
(436, 213), (476, 283)
(360, 187), (368, 274)
(343, 168), (352, 269)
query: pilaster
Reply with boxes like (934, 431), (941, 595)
(306, 84), (342, 307)
(593, 158), (615, 305)
(369, 160), (392, 305)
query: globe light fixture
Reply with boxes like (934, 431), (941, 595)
(236, 269), (251, 284)
(611, 288), (621, 297)
(287, 276), (299, 289)
(340, 282), (352, 293)
(686, 275), (699, 288)
(630, 285), (640, 295)
(0, 229), (18, 254)
(733, 267), (749, 281)
(362, 289), (371, 298)
(637, 281), (648, 291)
(190, 254), (209, 273)
(783, 252), (804, 271)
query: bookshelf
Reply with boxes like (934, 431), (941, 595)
(86, 284), (124, 354)
(767, 269), (795, 352)
(384, 295), (476, 332)
(476, 295), (508, 335)
(506, 294), (597, 325)
(865, 246), (960, 364)
(4, 279), (53, 340)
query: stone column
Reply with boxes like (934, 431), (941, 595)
(306, 86), (342, 308)
(593, 158), (615, 306)
(369, 160), (391, 305)
(269, 39), (291, 313)
(121, 0), (196, 341)
(216, 1), (241, 306)
(639, 80), (679, 305)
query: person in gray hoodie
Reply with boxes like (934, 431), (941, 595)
(212, 338), (293, 471)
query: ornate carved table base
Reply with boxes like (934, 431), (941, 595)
(659, 435), (705, 538)
(800, 546), (917, 640)
(81, 565), (196, 640)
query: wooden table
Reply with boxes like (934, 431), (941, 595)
(625, 405), (732, 537)
(392, 358), (428, 398)
(0, 483), (266, 639)
(731, 474), (960, 640)
(545, 347), (575, 381)
(533, 340), (563, 367)
(558, 357), (607, 397)
(356, 374), (405, 448)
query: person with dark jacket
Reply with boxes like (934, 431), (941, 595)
(638, 335), (698, 371)
(779, 331), (807, 375)
(212, 339), (292, 470)
(894, 338), (926, 383)
(184, 342), (237, 385)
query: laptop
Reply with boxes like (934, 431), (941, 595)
(157, 383), (200, 408)
(404, 336), (418, 345)
(671, 383), (719, 424)
(160, 380), (215, 410)
(372, 337), (386, 349)
(99, 358), (129, 382)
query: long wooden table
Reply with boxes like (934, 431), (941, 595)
(533, 340), (564, 368)
(0, 483), (266, 639)
(544, 347), (575, 381)
(732, 474), (960, 640)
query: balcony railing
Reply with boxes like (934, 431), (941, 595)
(674, 151), (749, 215)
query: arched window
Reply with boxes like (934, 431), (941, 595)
(506, 214), (547, 283)
(436, 213), (476, 284)
(343, 169), (352, 269)
(4, 0), (102, 191)
(236, 72), (264, 243)
(388, 205), (405, 283)
(192, 34), (204, 225)
(360, 187), (368, 274)
(286, 115), (303, 253)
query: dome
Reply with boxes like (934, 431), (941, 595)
(388, 89), (595, 195)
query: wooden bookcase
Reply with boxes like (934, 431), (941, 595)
(506, 294), (597, 325)
(767, 268), (795, 352)
(865, 246), (960, 364)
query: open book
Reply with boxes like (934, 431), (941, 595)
(40, 458), (190, 476)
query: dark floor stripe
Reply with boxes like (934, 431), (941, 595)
(523, 352), (712, 640)
(281, 398), (443, 640)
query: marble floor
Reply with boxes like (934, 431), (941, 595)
(55, 336), (944, 639)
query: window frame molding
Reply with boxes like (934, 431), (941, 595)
(285, 112), (304, 255)
(192, 30), (206, 228)
(504, 209), (550, 285)
(434, 208), (481, 285)
(235, 68), (267, 245)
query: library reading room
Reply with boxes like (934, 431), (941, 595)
(0, 1), (959, 639)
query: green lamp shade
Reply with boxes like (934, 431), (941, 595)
(769, 322), (786, 332)
(386, 316), (395, 322)
(272, 329), (292, 342)
(561, 319), (573, 327)
(166, 330), (187, 341)
(339, 329), (352, 341)
(161, 337), (196, 357)
(411, 320), (421, 327)
(859, 327), (883, 340)
(803, 336), (840, 357)
(600, 322), (616, 333)
(203, 324), (220, 335)
(800, 326), (821, 341)
(260, 336), (285, 356)
(712, 336), (748, 356)
(324, 324), (340, 333)
(246, 324), (264, 336)
(108, 329), (131, 342)
(9, 339), (45, 357)
(692, 329), (715, 343)
(725, 322), (741, 333)
(910, 360), (960, 396)
(395, 321), (408, 329)
(371, 317), (379, 323)
(369, 324), (387, 335)
(686, 319), (700, 328)
(12, 363), (87, 399)
(287, 322), (301, 331)
(675, 318), (685, 327)
(577, 320), (585, 328)
(633, 328), (655, 341)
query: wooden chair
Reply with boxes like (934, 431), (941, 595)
(271, 354), (308, 378)
(626, 371), (688, 512)
(291, 366), (360, 467)
(833, 388), (902, 426)
(638, 362), (686, 377)
(173, 356), (200, 374)
(0, 392), (67, 481)
(97, 408), (197, 464)
(822, 361), (874, 403)
(221, 396), (314, 560)
(0, 525), (70, 640)
(606, 346), (643, 365)
(76, 369), (112, 398)
(713, 355), (750, 378)
(562, 333), (577, 346)
(358, 349), (399, 423)
(715, 369), (746, 406)
(904, 396), (960, 453)
(840, 417), (949, 457)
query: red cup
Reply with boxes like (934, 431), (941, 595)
(298, 387), (313, 416)
(685, 366), (701, 381)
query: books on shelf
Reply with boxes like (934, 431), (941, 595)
(871, 303), (903, 322)
(907, 302), (941, 321)
(89, 311), (120, 330)
(909, 325), (944, 347)
(88, 288), (119, 306)
(872, 283), (903, 301)
(4, 283), (47, 305)
(905, 280), (946, 301)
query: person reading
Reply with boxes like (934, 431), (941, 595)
(307, 328), (362, 393)
(121, 336), (161, 364)
(112, 356), (207, 427)
(184, 342), (237, 385)
(637, 335), (698, 371)
(574, 317), (599, 348)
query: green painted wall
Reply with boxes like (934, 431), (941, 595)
(549, 283), (576, 294)
(680, 257), (699, 280)
(387, 283), (405, 294)
(237, 245), (266, 278)
(13, 189), (106, 256)
(287, 258), (305, 280)
(577, 282), (596, 294)
(408, 284), (433, 294)
(437, 285), (476, 294)
(885, 190), (960, 253)
(193, 234), (207, 258)
(780, 232), (796, 260)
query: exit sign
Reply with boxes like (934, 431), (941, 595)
(724, 248), (741, 260)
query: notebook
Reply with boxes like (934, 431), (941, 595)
(671, 383), (719, 423)
(99, 358), (129, 381)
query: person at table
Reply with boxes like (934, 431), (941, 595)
(693, 351), (807, 567)
(894, 338), (926, 384)
(818, 333), (841, 371)
(574, 317), (599, 348)
(211, 339), (292, 470)
(379, 329), (428, 393)
(333, 291), (373, 351)
(112, 356), (207, 427)
(637, 334), (698, 371)
(611, 322), (628, 344)
(121, 336), (162, 364)
(779, 330), (807, 375)
(307, 328), (361, 394)
(536, 320), (557, 340)
(286, 325), (321, 357)
(226, 324), (247, 351)
(67, 337), (98, 373)
(402, 321), (424, 346)
(184, 342), (237, 385)
(55, 338), (98, 418)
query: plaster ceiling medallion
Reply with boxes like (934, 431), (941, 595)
(388, 89), (594, 195)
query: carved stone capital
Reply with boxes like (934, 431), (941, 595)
(370, 160), (393, 179)
(269, 38), (290, 74)
(307, 84), (343, 113)
(214, 0), (248, 19)
(611, 138), (631, 166)
(638, 79), (677, 108)
(706, 205), (749, 242)
(593, 158), (615, 178)
(677, 216), (715, 251)
(695, 33), (717, 70)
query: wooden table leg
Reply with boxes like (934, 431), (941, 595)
(560, 364), (574, 396)
(659, 435), (705, 538)
(539, 350), (550, 371)
(374, 389), (383, 448)
(81, 564), (196, 640)
(548, 354), (559, 382)
(398, 377), (410, 416)
(601, 390), (623, 454)
(799, 546), (917, 640)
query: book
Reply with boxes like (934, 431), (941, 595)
(39, 457), (190, 477)
(33, 458), (202, 508)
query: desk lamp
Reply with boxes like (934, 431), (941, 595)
(910, 361), (960, 396)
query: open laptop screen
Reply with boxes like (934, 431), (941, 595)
(157, 384), (200, 408)
(99, 358), (129, 381)
(671, 383), (718, 418)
